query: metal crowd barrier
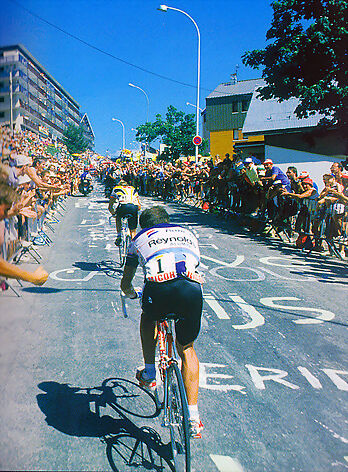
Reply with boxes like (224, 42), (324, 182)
(1, 196), (67, 295)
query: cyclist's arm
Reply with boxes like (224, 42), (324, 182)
(120, 265), (137, 298)
(108, 196), (117, 215)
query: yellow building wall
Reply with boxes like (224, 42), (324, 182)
(210, 130), (234, 159)
(210, 130), (264, 162)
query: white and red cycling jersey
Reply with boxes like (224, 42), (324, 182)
(126, 223), (203, 284)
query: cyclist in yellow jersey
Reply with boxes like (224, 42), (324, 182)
(108, 179), (141, 244)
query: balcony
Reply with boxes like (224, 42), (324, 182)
(0, 55), (17, 64)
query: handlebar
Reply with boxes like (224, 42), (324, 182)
(120, 288), (142, 318)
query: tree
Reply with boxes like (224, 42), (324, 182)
(242, 0), (348, 129)
(136, 106), (208, 161)
(62, 124), (89, 155)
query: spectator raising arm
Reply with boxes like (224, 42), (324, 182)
(25, 166), (60, 191)
(0, 257), (48, 285)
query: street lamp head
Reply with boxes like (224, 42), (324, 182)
(112, 118), (117, 121)
(158, 4), (168, 12)
(128, 83), (135, 88)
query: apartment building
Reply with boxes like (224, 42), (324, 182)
(203, 78), (265, 160)
(0, 44), (94, 146)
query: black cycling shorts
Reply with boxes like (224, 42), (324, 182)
(142, 278), (203, 347)
(115, 203), (138, 230)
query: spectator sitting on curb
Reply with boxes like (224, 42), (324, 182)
(0, 183), (48, 285)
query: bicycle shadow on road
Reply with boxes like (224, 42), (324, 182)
(73, 260), (123, 278)
(36, 379), (174, 471)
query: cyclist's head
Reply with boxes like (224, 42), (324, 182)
(139, 206), (170, 229)
(118, 179), (128, 186)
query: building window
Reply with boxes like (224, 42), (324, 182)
(0, 112), (5, 118)
(0, 97), (4, 102)
(233, 129), (239, 140)
(0, 82), (4, 89)
(232, 101), (238, 113)
(242, 100), (249, 112)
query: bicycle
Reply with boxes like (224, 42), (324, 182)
(110, 214), (132, 267)
(121, 294), (191, 472)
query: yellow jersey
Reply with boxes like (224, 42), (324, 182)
(110, 185), (139, 205)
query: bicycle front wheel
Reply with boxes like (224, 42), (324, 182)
(167, 362), (191, 472)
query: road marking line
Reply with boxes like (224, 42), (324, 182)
(229, 294), (265, 329)
(298, 367), (322, 389)
(201, 254), (244, 267)
(260, 296), (335, 324)
(200, 243), (218, 249)
(314, 419), (348, 444)
(111, 301), (118, 316)
(210, 454), (244, 472)
(204, 294), (230, 319)
(257, 266), (313, 281)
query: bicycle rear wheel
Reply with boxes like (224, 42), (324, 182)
(118, 233), (129, 267)
(167, 362), (191, 472)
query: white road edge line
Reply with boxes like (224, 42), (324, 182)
(210, 454), (245, 472)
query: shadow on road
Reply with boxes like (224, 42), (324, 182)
(74, 260), (123, 278)
(166, 201), (348, 285)
(36, 379), (174, 471)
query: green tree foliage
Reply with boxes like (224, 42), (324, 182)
(62, 124), (90, 155)
(242, 0), (348, 128)
(136, 105), (208, 161)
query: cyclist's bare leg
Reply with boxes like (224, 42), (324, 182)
(140, 312), (158, 364)
(176, 341), (199, 405)
(130, 228), (137, 239)
(115, 216), (121, 234)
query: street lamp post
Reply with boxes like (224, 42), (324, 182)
(186, 102), (203, 112)
(128, 83), (150, 123)
(128, 83), (150, 155)
(158, 4), (201, 163)
(112, 118), (125, 151)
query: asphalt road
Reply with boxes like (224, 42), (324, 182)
(1, 182), (347, 472)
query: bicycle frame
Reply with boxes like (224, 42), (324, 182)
(118, 216), (131, 267)
(158, 320), (173, 426)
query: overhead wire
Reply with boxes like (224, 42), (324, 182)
(9, 0), (239, 98)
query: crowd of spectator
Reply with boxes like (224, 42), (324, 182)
(99, 152), (348, 259)
(0, 124), (93, 289)
(1, 120), (347, 295)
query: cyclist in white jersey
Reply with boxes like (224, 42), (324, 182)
(108, 179), (141, 244)
(121, 205), (204, 438)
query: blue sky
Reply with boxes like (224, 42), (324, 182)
(1, 0), (273, 155)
